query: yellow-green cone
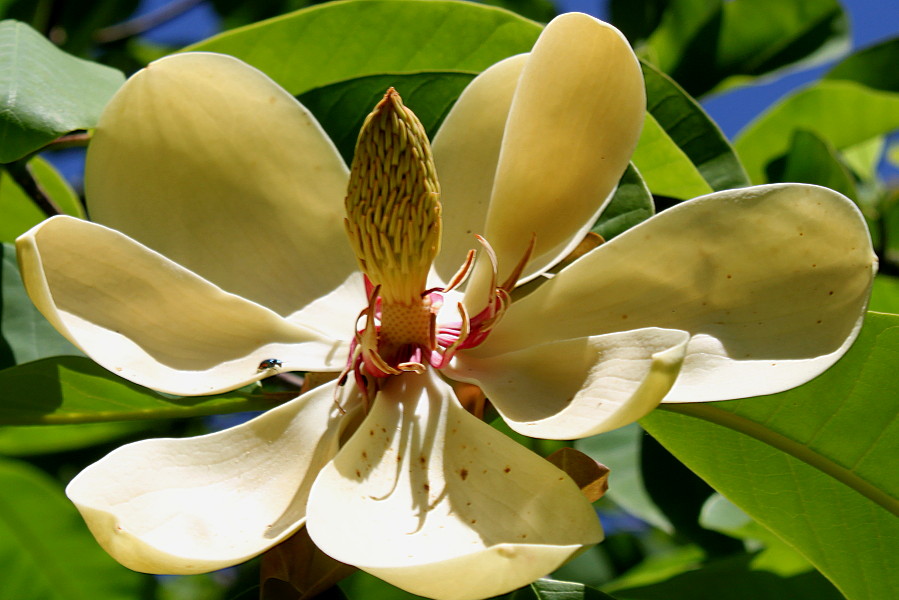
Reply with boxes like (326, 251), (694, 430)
(344, 88), (441, 305)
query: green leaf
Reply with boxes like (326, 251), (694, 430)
(592, 164), (654, 241)
(699, 494), (813, 576)
(640, 61), (750, 192)
(0, 457), (147, 599)
(0, 356), (283, 424)
(1, 242), (81, 370)
(0, 421), (151, 456)
(642, 0), (849, 98)
(825, 36), (899, 93)
(640, 434), (743, 556)
(631, 60), (750, 201)
(510, 579), (620, 600)
(841, 136), (886, 182)
(298, 71), (475, 165)
(870, 275), (899, 314)
(0, 20), (124, 162)
(631, 113), (712, 200)
(603, 545), (705, 594)
(609, 0), (670, 46)
(765, 129), (858, 201)
(610, 553), (843, 600)
(187, 0), (542, 96)
(576, 424), (672, 532)
(640, 311), (899, 600)
(734, 80), (899, 184)
(0, 156), (84, 243)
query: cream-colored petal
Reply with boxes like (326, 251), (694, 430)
(86, 52), (356, 317)
(16, 216), (348, 395)
(449, 328), (689, 439)
(66, 383), (352, 574)
(477, 184), (876, 402)
(306, 372), (601, 600)
(287, 271), (366, 342)
(465, 14), (645, 307)
(431, 54), (528, 283)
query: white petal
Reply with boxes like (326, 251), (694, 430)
(306, 372), (601, 600)
(86, 52), (357, 317)
(66, 383), (352, 574)
(17, 216), (348, 395)
(431, 54), (528, 283)
(287, 271), (366, 342)
(465, 13), (645, 306)
(478, 184), (876, 401)
(449, 328), (689, 439)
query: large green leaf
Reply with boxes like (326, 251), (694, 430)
(870, 275), (899, 314)
(0, 157), (84, 243)
(0, 356), (283, 424)
(699, 494), (814, 576)
(187, 0), (542, 96)
(0, 421), (151, 456)
(1, 243), (81, 370)
(734, 80), (899, 184)
(0, 457), (148, 599)
(825, 36), (899, 93)
(299, 71), (475, 165)
(640, 311), (899, 600)
(634, 60), (749, 199)
(645, 62), (749, 191)
(0, 20), (124, 162)
(640, 0), (848, 98)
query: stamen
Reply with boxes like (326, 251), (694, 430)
(500, 233), (536, 291)
(442, 248), (477, 292)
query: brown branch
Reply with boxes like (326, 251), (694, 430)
(42, 131), (92, 152)
(94, 0), (205, 44)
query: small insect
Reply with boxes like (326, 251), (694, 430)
(257, 358), (283, 372)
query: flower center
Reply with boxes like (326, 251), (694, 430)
(341, 89), (532, 400)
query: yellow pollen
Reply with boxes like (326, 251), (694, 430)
(344, 88), (441, 305)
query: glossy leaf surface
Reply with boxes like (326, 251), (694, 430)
(1, 243), (81, 370)
(188, 0), (541, 96)
(0, 458), (146, 599)
(0, 356), (280, 424)
(0, 157), (83, 243)
(299, 72), (474, 165)
(641, 312), (899, 600)
(0, 20), (123, 162)
(639, 0), (848, 97)
(735, 80), (899, 184)
(591, 164), (654, 241)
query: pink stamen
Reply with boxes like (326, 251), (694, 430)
(341, 236), (532, 398)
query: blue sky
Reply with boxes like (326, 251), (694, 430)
(557, 0), (898, 138)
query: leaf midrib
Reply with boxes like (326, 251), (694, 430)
(660, 402), (899, 517)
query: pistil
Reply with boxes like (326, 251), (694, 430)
(344, 88), (441, 306)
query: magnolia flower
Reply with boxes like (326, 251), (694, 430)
(16, 12), (874, 600)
